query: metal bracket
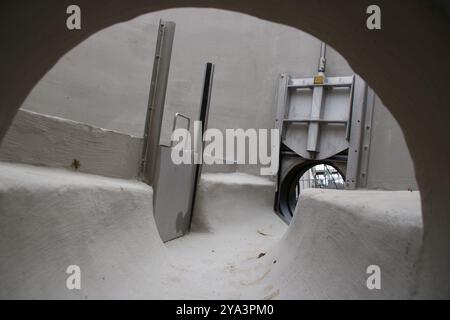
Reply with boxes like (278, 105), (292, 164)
(169, 113), (191, 148)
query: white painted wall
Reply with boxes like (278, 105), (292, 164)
(21, 8), (352, 139)
(15, 8), (417, 189)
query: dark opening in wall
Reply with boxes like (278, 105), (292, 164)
(277, 161), (345, 223)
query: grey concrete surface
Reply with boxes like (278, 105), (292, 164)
(1, 0), (449, 298)
(262, 189), (422, 299)
(0, 162), (171, 299)
(0, 109), (142, 179)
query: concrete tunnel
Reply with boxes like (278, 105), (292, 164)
(0, 1), (449, 300)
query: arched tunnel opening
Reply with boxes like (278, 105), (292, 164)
(277, 161), (345, 224)
(0, 7), (425, 300)
(0, 2), (449, 300)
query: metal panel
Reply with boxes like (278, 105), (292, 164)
(153, 63), (215, 242)
(153, 146), (196, 242)
(282, 75), (356, 160)
(141, 20), (176, 185)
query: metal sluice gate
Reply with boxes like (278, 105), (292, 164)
(273, 43), (375, 223)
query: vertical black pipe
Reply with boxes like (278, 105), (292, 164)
(188, 63), (214, 230)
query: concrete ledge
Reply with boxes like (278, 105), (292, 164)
(0, 109), (143, 179)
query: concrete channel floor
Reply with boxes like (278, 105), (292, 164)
(165, 173), (288, 299)
(0, 162), (422, 299)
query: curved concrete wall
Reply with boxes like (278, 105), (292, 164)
(263, 189), (422, 299)
(8, 8), (417, 187)
(0, 162), (421, 299)
(1, 1), (449, 298)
